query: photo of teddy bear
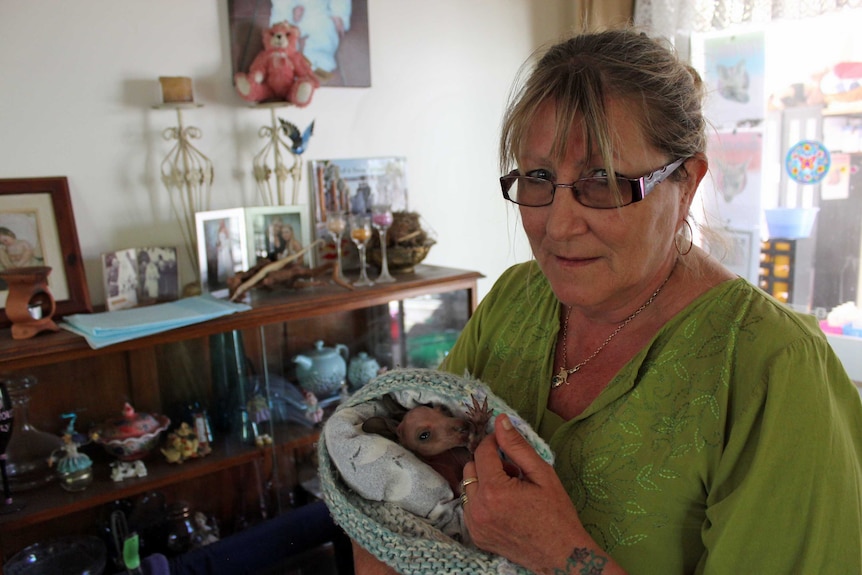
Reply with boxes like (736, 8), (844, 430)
(228, 0), (370, 90)
(233, 21), (321, 106)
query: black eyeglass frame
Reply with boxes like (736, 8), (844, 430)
(500, 157), (688, 209)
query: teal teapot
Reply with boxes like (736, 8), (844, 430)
(293, 340), (349, 398)
(347, 351), (380, 391)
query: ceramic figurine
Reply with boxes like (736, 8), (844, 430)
(247, 394), (272, 443)
(47, 433), (93, 492)
(110, 460), (147, 482)
(254, 433), (273, 447)
(302, 390), (324, 424)
(161, 422), (209, 464)
(191, 511), (220, 548)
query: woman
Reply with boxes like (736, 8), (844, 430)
(216, 219), (235, 282)
(277, 223), (304, 259)
(353, 29), (862, 574)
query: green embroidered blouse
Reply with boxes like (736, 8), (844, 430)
(441, 261), (862, 574)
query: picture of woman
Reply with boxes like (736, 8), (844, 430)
(216, 219), (236, 282)
(276, 223), (304, 259)
(0, 226), (39, 269)
(0, 210), (44, 273)
(197, 209), (248, 297)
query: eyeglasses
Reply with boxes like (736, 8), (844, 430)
(500, 157), (687, 209)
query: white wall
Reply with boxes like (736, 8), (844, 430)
(0, 0), (571, 306)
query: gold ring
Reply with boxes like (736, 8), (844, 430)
(460, 493), (469, 506)
(460, 477), (479, 489)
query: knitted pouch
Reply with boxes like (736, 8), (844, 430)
(318, 368), (554, 574)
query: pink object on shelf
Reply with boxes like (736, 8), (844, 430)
(820, 320), (845, 335)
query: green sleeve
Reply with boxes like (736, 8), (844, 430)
(699, 334), (862, 573)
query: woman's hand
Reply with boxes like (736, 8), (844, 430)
(462, 414), (625, 575)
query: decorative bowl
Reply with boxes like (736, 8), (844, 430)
(368, 239), (435, 273)
(91, 403), (170, 461)
(4, 535), (106, 575)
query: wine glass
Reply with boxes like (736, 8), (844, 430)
(371, 204), (396, 283)
(349, 213), (374, 287)
(325, 211), (347, 280)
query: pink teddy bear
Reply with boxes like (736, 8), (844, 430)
(234, 21), (320, 107)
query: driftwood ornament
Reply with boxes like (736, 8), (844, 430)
(228, 239), (353, 301)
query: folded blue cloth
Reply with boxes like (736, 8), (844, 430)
(60, 295), (251, 349)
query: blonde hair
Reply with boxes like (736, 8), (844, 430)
(500, 28), (706, 184)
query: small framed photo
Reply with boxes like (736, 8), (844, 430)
(244, 205), (312, 266)
(138, 246), (180, 304)
(102, 246), (180, 311)
(0, 177), (92, 326)
(309, 157), (409, 269)
(195, 208), (249, 297)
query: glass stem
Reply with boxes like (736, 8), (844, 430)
(380, 229), (390, 276)
(358, 245), (369, 281)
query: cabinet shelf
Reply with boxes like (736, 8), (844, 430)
(0, 422), (317, 532)
(0, 264), (482, 564)
(0, 265), (482, 371)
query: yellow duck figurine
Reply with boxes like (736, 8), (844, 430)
(161, 422), (200, 464)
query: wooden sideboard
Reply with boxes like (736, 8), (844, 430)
(0, 264), (482, 569)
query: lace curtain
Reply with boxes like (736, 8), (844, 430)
(635, 0), (862, 39)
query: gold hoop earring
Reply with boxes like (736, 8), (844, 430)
(676, 220), (693, 256)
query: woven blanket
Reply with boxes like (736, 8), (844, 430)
(318, 368), (554, 575)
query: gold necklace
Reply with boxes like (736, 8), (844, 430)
(551, 268), (674, 389)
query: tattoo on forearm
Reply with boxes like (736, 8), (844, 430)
(554, 547), (607, 574)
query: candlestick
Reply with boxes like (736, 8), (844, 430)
(159, 76), (194, 104)
(153, 102), (213, 292)
(250, 103), (303, 205)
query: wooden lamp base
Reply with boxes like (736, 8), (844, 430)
(1, 266), (60, 340)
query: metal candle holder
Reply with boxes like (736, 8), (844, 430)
(252, 103), (303, 206)
(154, 103), (213, 287)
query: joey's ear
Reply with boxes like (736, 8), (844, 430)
(362, 416), (400, 442)
(380, 394), (408, 419)
(434, 403), (455, 416)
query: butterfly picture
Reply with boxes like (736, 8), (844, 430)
(786, 140), (830, 184)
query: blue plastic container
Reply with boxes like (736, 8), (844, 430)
(764, 207), (819, 239)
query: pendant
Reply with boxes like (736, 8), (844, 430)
(551, 367), (569, 388)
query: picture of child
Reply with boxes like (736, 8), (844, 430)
(0, 224), (42, 270)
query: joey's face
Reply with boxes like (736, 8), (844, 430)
(396, 405), (468, 458)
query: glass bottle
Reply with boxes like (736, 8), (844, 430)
(2, 375), (62, 492)
(165, 501), (195, 555)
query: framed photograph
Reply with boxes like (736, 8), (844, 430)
(309, 157), (408, 269)
(102, 246), (180, 311)
(195, 208), (249, 297)
(0, 177), (92, 326)
(723, 227), (758, 283)
(102, 248), (139, 311)
(695, 29), (766, 132)
(228, 0), (371, 88)
(244, 205), (312, 266)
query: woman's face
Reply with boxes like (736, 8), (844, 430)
(518, 98), (697, 315)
